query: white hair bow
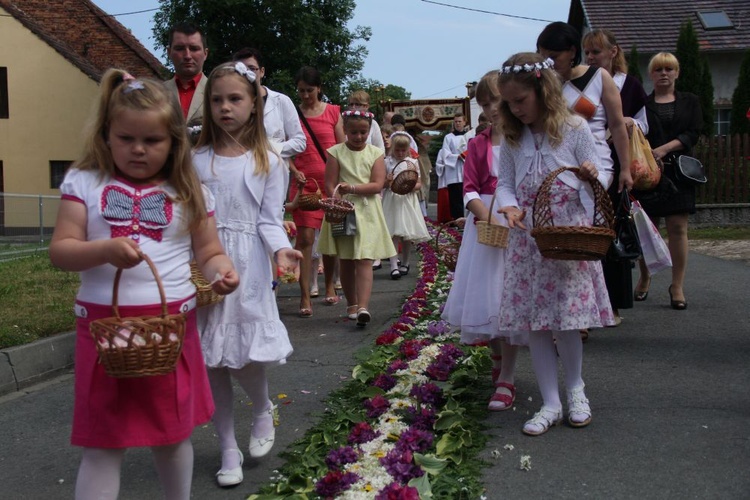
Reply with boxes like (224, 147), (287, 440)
(233, 62), (257, 83)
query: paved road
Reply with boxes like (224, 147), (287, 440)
(0, 248), (748, 499)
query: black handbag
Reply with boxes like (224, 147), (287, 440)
(675, 155), (707, 185)
(607, 190), (641, 262)
(330, 212), (357, 237)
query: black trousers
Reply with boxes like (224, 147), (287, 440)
(447, 183), (464, 220)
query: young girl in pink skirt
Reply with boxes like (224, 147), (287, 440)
(49, 69), (238, 499)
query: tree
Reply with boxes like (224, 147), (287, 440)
(729, 49), (750, 135)
(627, 45), (642, 83)
(341, 78), (411, 120)
(698, 58), (715, 136)
(675, 19), (714, 135)
(152, 0), (371, 105)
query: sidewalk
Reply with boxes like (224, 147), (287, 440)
(1, 213), (749, 498)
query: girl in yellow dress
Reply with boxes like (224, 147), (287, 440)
(318, 110), (396, 326)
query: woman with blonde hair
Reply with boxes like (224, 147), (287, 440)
(582, 28), (650, 324)
(636, 52), (702, 309)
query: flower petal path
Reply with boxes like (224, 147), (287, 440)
(250, 220), (492, 499)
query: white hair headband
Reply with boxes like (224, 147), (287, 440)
(233, 61), (257, 83)
(389, 131), (412, 140)
(500, 57), (555, 75)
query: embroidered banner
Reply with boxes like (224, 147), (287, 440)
(381, 98), (472, 131)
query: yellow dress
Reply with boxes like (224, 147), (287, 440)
(318, 143), (397, 260)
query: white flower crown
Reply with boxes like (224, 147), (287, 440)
(500, 58), (555, 74)
(342, 110), (374, 119)
(233, 62), (257, 83)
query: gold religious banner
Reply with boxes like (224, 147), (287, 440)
(382, 98), (471, 131)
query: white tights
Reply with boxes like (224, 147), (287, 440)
(75, 439), (193, 500)
(207, 363), (273, 470)
(527, 330), (584, 411)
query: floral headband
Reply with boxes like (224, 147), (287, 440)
(500, 58), (555, 76)
(342, 109), (374, 119)
(233, 61), (257, 83)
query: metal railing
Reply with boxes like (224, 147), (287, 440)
(0, 193), (60, 260)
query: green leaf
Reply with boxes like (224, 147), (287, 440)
(408, 474), (433, 498)
(414, 453), (448, 475)
(434, 411), (464, 431)
(361, 386), (385, 398)
(287, 473), (314, 493)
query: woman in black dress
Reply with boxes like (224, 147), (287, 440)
(636, 52), (702, 310)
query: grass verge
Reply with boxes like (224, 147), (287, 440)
(0, 252), (78, 349)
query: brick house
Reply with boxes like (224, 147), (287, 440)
(0, 0), (165, 201)
(568, 0), (750, 134)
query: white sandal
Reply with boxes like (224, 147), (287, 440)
(522, 406), (563, 436)
(345, 304), (358, 320)
(567, 386), (592, 427)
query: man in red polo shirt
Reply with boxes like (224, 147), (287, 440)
(164, 22), (208, 127)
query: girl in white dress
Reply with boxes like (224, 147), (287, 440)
(193, 61), (302, 487)
(496, 53), (615, 436)
(441, 72), (526, 411)
(382, 132), (430, 279)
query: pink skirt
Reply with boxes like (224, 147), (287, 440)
(71, 299), (214, 448)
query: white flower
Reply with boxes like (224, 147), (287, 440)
(504, 444), (515, 451)
(520, 455), (532, 471)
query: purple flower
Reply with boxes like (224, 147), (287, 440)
(380, 448), (424, 483)
(440, 343), (465, 361)
(364, 394), (391, 418)
(372, 373), (397, 391)
(375, 482), (421, 500)
(425, 356), (455, 381)
(315, 470), (360, 497)
(396, 427), (434, 453)
(426, 320), (451, 337)
(325, 446), (359, 470)
(348, 422), (380, 445)
(406, 405), (437, 430)
(409, 382), (444, 406)
(387, 359), (408, 373)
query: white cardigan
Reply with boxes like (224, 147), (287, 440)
(495, 115), (613, 215)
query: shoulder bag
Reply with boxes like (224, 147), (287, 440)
(607, 190), (641, 262)
(296, 105), (328, 162)
(675, 155), (707, 185)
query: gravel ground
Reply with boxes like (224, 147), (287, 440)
(689, 239), (750, 264)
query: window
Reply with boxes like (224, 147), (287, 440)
(50, 161), (72, 189)
(0, 67), (8, 119)
(715, 108), (731, 136)
(697, 11), (734, 30)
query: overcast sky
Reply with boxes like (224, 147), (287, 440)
(92, 0), (569, 99)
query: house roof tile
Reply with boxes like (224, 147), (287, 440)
(571, 0), (750, 53)
(0, 0), (166, 81)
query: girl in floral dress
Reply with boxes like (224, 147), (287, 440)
(495, 53), (615, 436)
